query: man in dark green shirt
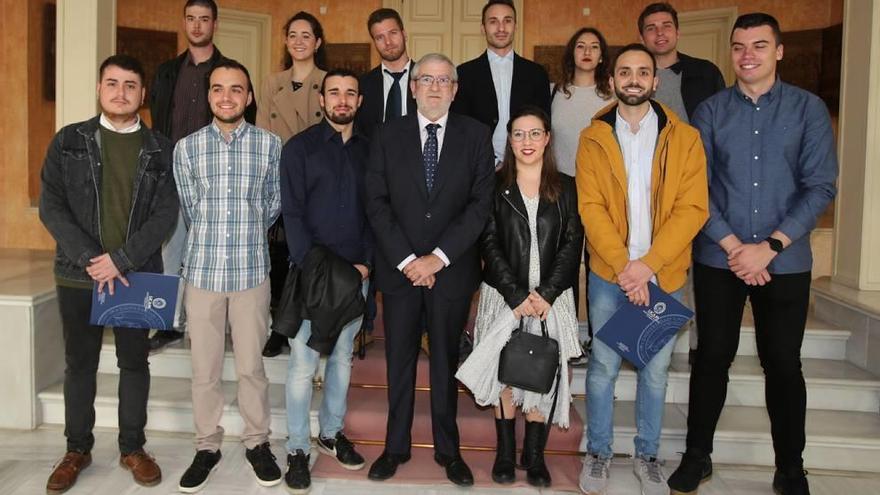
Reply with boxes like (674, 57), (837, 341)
(39, 54), (178, 493)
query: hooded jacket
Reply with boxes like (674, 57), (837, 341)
(575, 100), (708, 292)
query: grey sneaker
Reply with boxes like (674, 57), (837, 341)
(579, 454), (611, 495)
(633, 456), (669, 495)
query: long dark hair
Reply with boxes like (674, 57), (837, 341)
(498, 105), (562, 203)
(554, 27), (612, 100)
(281, 11), (326, 70)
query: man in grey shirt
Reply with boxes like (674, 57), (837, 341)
(638, 2), (725, 122)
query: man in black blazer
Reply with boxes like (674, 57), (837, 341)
(365, 53), (494, 487)
(356, 8), (418, 138)
(451, 0), (551, 165)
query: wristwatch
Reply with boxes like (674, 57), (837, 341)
(764, 237), (784, 253)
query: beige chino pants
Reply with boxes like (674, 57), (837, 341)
(184, 279), (271, 451)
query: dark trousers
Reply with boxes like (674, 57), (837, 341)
(686, 263), (811, 470)
(382, 287), (471, 457)
(58, 286), (150, 454)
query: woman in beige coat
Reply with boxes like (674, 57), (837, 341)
(257, 11), (327, 144)
(258, 11), (327, 357)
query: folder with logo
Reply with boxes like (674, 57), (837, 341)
(89, 272), (181, 330)
(594, 282), (694, 369)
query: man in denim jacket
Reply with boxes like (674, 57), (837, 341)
(39, 54), (178, 494)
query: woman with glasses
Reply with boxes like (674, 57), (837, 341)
(256, 11), (328, 358)
(458, 105), (583, 488)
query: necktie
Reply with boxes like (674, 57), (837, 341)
(424, 123), (440, 192)
(384, 69), (406, 121)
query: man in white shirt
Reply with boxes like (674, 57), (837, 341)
(451, 0), (550, 165)
(575, 43), (708, 495)
(356, 7), (417, 138)
(365, 53), (494, 487)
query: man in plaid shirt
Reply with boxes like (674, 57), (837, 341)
(173, 59), (283, 492)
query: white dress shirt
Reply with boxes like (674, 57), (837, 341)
(487, 49), (514, 163)
(99, 113), (142, 133)
(614, 105), (657, 270)
(396, 111), (452, 271)
(381, 59), (411, 119)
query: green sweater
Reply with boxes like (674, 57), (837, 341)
(56, 126), (143, 289)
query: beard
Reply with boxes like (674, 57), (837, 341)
(213, 109), (246, 124)
(614, 84), (654, 106)
(379, 44), (406, 63)
(325, 107), (355, 125)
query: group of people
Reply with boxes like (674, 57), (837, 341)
(38, 1), (838, 495)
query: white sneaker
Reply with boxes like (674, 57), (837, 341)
(579, 454), (611, 495)
(633, 456), (670, 495)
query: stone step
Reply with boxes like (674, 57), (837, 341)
(571, 399), (880, 473)
(38, 374), (880, 472)
(99, 339), (880, 413)
(568, 353), (880, 413)
(586, 311), (850, 360)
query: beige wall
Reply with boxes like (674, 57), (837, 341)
(522, 0), (840, 57)
(1, 0), (846, 250)
(0, 0), (55, 249)
(118, 0), (382, 70)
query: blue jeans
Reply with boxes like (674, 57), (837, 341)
(285, 282), (367, 453)
(586, 271), (684, 459)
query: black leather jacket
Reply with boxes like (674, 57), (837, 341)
(480, 174), (583, 309)
(271, 245), (365, 354)
(39, 116), (179, 283)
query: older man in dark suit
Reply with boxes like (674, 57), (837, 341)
(365, 52), (494, 487)
(451, 0), (551, 165)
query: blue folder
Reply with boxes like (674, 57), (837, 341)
(89, 272), (181, 330)
(594, 282), (694, 369)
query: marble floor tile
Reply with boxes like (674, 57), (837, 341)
(2, 426), (879, 495)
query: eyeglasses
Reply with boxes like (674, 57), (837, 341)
(415, 75), (455, 87)
(510, 128), (547, 142)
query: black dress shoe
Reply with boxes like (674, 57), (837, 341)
(368, 451), (410, 481)
(434, 453), (474, 487)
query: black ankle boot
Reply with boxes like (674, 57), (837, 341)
(491, 418), (516, 484)
(522, 420), (551, 487)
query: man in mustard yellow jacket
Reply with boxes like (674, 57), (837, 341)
(575, 44), (708, 495)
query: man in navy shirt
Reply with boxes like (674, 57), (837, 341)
(279, 68), (372, 494)
(669, 13), (837, 495)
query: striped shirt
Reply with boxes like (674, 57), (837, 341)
(174, 120), (282, 292)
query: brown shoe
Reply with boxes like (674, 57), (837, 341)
(46, 451), (91, 494)
(120, 450), (162, 487)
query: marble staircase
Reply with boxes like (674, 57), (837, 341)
(37, 305), (880, 473)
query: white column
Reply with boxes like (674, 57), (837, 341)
(833, 0), (880, 291)
(55, 0), (116, 129)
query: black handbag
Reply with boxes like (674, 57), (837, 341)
(498, 318), (560, 394)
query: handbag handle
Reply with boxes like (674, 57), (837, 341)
(517, 316), (549, 339)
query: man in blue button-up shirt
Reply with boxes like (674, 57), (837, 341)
(669, 14), (838, 495)
(278, 69), (373, 493)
